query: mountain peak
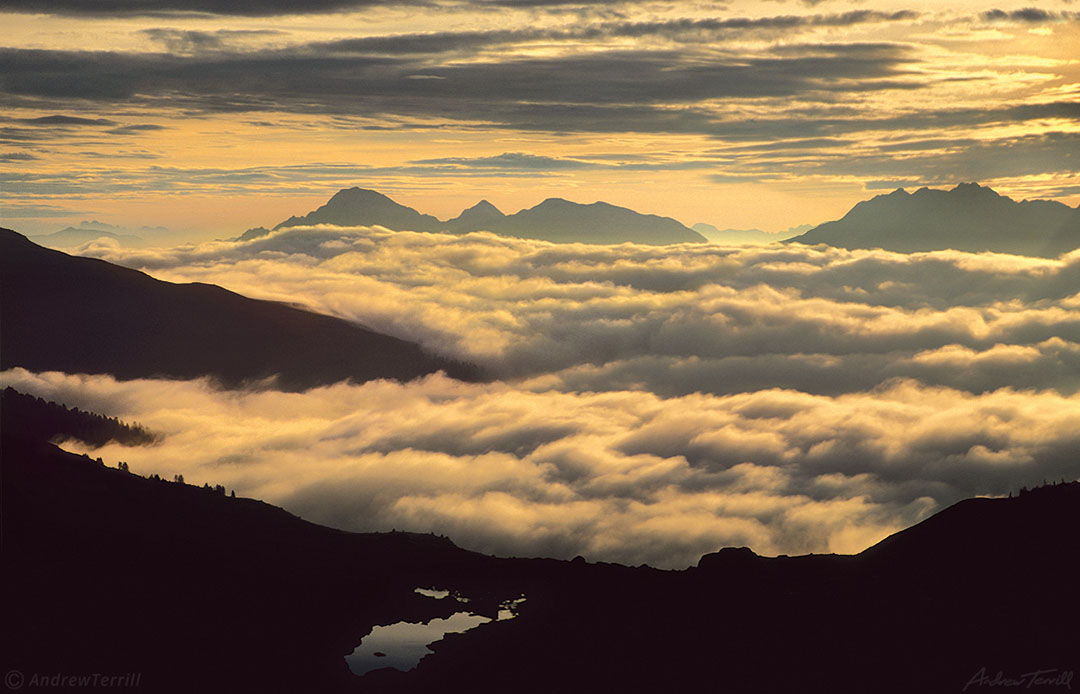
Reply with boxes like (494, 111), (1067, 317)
(533, 197), (576, 208)
(949, 181), (1003, 200)
(275, 187), (444, 232)
(272, 188), (705, 244)
(326, 187), (392, 204)
(789, 183), (1078, 256)
(445, 199), (506, 233)
(468, 199), (502, 214)
(508, 196), (706, 243)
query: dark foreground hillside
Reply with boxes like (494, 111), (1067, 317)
(0, 229), (481, 389)
(3, 392), (1077, 693)
(2, 394), (516, 693)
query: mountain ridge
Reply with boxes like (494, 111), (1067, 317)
(0, 228), (482, 388)
(32, 226), (146, 248)
(260, 187), (707, 245)
(788, 182), (1080, 256)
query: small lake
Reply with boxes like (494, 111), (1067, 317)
(346, 589), (525, 677)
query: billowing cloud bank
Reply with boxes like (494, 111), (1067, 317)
(9, 227), (1080, 568)
(82, 226), (1080, 395)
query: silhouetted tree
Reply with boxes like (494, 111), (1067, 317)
(0, 388), (156, 447)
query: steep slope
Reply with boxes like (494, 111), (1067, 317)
(0, 228), (481, 388)
(788, 183), (1080, 256)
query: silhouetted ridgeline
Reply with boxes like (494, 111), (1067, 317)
(1, 387), (156, 447)
(3, 401), (513, 694)
(261, 187), (707, 245)
(5, 395), (1077, 693)
(0, 228), (483, 389)
(788, 182), (1080, 256)
(377, 483), (1079, 694)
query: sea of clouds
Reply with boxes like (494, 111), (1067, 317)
(6, 225), (1080, 568)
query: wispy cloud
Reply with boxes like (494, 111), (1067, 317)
(2, 4), (1077, 207)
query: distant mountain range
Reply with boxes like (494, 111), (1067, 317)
(691, 222), (811, 245)
(0, 228), (481, 388)
(243, 187), (707, 245)
(5, 389), (1078, 693)
(29, 220), (177, 249)
(789, 182), (1080, 256)
(32, 226), (146, 248)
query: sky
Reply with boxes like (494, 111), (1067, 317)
(2, 0), (1080, 237)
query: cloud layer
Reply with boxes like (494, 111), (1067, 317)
(82, 226), (1080, 394)
(4, 366), (1077, 569)
(7, 227), (1079, 568)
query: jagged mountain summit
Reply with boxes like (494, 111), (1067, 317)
(788, 182), (1080, 257)
(253, 187), (706, 245)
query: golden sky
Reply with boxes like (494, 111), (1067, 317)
(2, 0), (1079, 238)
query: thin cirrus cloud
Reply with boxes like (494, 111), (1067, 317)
(0, 42), (917, 107)
(1, 40), (1076, 191)
(3, 226), (1065, 569)
(3, 133), (1077, 202)
(982, 8), (1080, 22)
(0, 0), (413, 16)
(0, 0), (848, 15)
(297, 11), (921, 55)
(2, 5), (1078, 206)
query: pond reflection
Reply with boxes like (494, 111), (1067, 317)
(346, 590), (525, 677)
